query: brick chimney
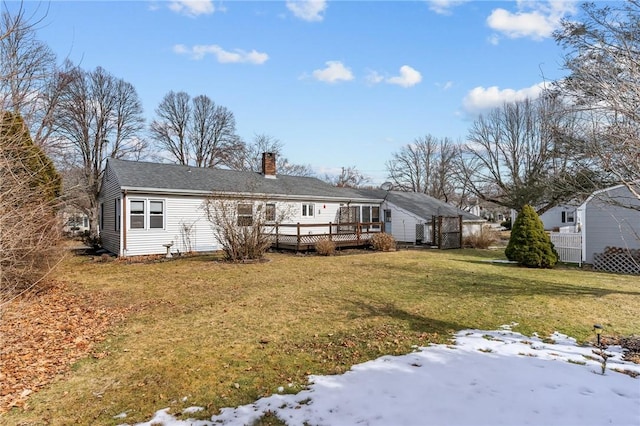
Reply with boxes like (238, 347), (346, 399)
(262, 152), (276, 177)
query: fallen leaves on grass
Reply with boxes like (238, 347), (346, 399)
(0, 282), (129, 413)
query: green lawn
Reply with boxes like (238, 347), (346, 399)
(4, 248), (640, 425)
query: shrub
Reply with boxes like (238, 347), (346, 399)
(370, 232), (396, 251)
(505, 205), (558, 268)
(315, 238), (336, 256)
(463, 226), (498, 249)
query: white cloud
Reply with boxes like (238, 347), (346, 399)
(365, 70), (384, 85)
(173, 44), (269, 64)
(386, 65), (422, 88)
(168, 0), (215, 17)
(426, 0), (469, 15)
(462, 82), (547, 115)
(286, 0), (327, 22)
(311, 61), (354, 83)
(487, 1), (577, 40)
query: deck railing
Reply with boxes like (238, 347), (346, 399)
(269, 222), (384, 251)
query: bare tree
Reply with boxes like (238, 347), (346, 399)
(553, 0), (640, 202)
(455, 95), (592, 214)
(0, 4), (66, 152)
(203, 196), (293, 261)
(386, 134), (458, 201)
(150, 91), (241, 168)
(53, 64), (146, 238)
(149, 91), (190, 165)
(227, 133), (315, 176)
(324, 166), (370, 188)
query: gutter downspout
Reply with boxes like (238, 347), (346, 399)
(122, 189), (127, 256)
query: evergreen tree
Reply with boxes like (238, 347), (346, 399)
(506, 205), (558, 268)
(0, 111), (62, 200)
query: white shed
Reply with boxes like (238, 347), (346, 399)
(577, 183), (640, 270)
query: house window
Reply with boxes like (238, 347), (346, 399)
(149, 200), (164, 229)
(237, 203), (253, 226)
(561, 211), (575, 223)
(130, 200), (145, 229)
(100, 202), (104, 231)
(384, 209), (392, 222)
(115, 198), (121, 231)
(302, 203), (314, 217)
(362, 206), (371, 223)
(265, 203), (276, 222)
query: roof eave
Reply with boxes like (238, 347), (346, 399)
(120, 186), (383, 203)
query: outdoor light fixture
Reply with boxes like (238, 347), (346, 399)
(593, 324), (603, 347)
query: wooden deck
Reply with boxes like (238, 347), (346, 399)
(269, 222), (384, 251)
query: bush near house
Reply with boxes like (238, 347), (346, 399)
(463, 225), (499, 249)
(370, 232), (396, 251)
(506, 205), (558, 268)
(315, 238), (336, 256)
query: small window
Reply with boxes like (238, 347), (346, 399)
(100, 203), (104, 231)
(149, 200), (164, 229)
(130, 200), (145, 229)
(265, 203), (276, 222)
(238, 203), (253, 226)
(384, 209), (391, 222)
(302, 203), (314, 217)
(566, 211), (575, 223)
(115, 198), (121, 231)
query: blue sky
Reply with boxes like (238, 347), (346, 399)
(15, 0), (579, 185)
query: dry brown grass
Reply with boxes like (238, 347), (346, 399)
(2, 248), (639, 425)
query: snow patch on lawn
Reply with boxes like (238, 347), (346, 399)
(126, 328), (640, 426)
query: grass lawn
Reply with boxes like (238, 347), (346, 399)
(3, 248), (640, 425)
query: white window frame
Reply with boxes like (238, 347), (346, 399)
(302, 203), (315, 217)
(130, 199), (146, 229)
(129, 198), (166, 230)
(265, 203), (276, 223)
(149, 200), (165, 229)
(237, 203), (253, 226)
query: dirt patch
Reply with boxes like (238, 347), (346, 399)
(0, 282), (130, 413)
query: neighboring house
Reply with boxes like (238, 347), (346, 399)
(539, 202), (582, 232)
(98, 154), (382, 257)
(577, 183), (640, 265)
(357, 189), (485, 245)
(61, 208), (90, 235)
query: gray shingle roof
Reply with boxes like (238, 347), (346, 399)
(107, 158), (375, 201)
(356, 188), (483, 222)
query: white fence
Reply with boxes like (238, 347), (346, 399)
(549, 232), (582, 265)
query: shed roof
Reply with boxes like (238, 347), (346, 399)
(357, 189), (483, 222)
(106, 158), (378, 201)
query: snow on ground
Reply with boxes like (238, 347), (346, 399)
(127, 328), (640, 426)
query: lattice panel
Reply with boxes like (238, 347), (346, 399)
(593, 247), (640, 275)
(437, 216), (462, 249)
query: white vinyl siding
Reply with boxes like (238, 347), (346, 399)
(124, 195), (220, 257)
(97, 162), (123, 255)
(582, 186), (640, 263)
